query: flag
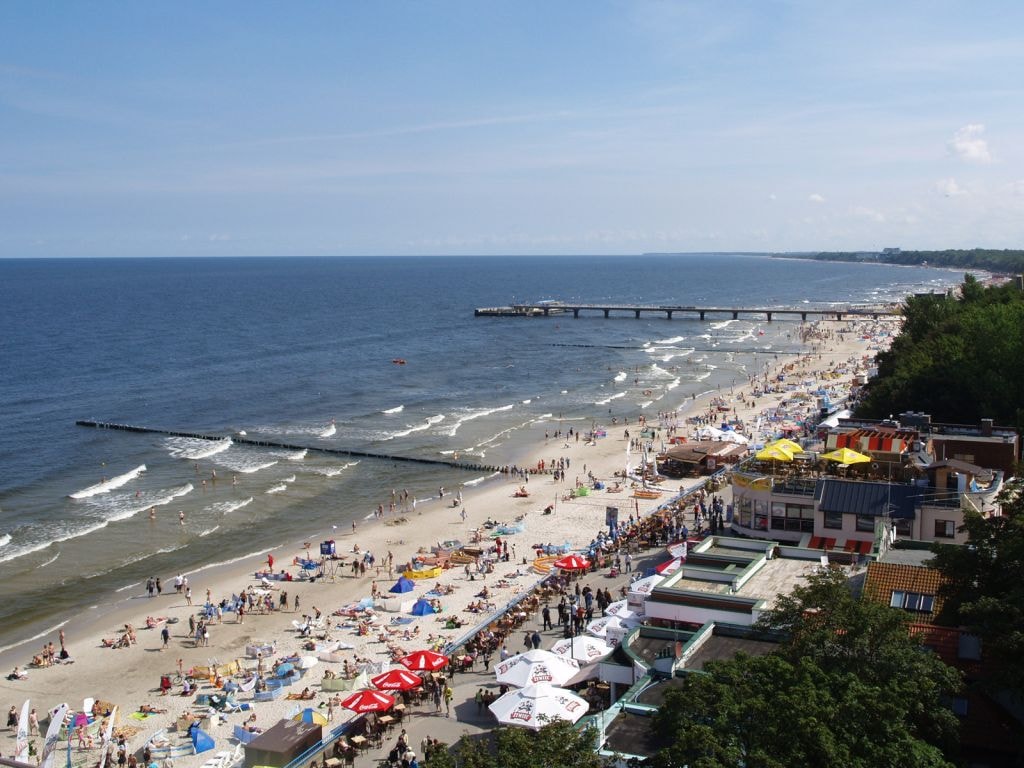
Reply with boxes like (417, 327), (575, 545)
(98, 706), (117, 768)
(15, 699), (31, 762)
(40, 703), (69, 768)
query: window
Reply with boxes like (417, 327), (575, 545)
(736, 498), (752, 528)
(771, 502), (815, 532)
(950, 698), (969, 717)
(893, 518), (912, 536)
(823, 510), (843, 530)
(889, 590), (935, 613)
(754, 501), (768, 531)
(855, 514), (876, 533)
(934, 520), (956, 539)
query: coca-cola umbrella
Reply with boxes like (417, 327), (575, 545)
(494, 648), (580, 688)
(371, 668), (423, 691)
(552, 554), (590, 571)
(340, 689), (395, 713)
(488, 683), (589, 730)
(654, 557), (683, 575)
(627, 574), (663, 595)
(399, 649), (449, 672)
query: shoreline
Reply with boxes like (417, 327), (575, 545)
(0, 315), (897, 768)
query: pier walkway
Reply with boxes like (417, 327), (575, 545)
(475, 303), (900, 321)
(75, 420), (520, 474)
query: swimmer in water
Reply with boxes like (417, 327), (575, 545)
(149, 507), (156, 520)
(179, 511), (185, 525)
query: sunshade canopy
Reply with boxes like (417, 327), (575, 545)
(340, 689), (395, 713)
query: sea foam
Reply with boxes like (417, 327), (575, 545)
(69, 464), (146, 499)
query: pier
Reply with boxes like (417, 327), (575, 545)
(475, 303), (900, 321)
(75, 420), (519, 474)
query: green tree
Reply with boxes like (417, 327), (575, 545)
(930, 479), (1024, 695)
(443, 721), (605, 768)
(648, 570), (960, 767)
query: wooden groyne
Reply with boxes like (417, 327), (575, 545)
(475, 303), (901, 321)
(75, 420), (518, 474)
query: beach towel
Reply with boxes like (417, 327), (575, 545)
(129, 713), (152, 721)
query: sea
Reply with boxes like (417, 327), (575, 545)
(0, 254), (965, 653)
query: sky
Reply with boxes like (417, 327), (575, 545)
(2, 1), (1024, 257)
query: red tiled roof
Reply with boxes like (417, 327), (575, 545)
(863, 562), (946, 624)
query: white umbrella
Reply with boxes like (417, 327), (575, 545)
(603, 599), (630, 616)
(488, 683), (589, 730)
(494, 648), (580, 688)
(627, 574), (663, 595)
(587, 614), (642, 639)
(549, 636), (613, 665)
(297, 656), (319, 670)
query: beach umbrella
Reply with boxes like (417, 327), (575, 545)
(586, 614), (642, 640)
(549, 636), (613, 664)
(603, 599), (630, 617)
(399, 649), (449, 672)
(389, 576), (415, 594)
(410, 598), (435, 616)
(488, 683), (589, 731)
(494, 649), (581, 688)
(755, 443), (795, 462)
(628, 574), (662, 596)
(820, 447), (871, 465)
(297, 656), (319, 670)
(340, 689), (395, 714)
(274, 662), (294, 677)
(769, 438), (802, 454)
(371, 669), (423, 691)
(294, 708), (328, 726)
(552, 554), (590, 571)
(655, 557), (683, 575)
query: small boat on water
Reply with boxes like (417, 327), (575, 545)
(392, 359), (407, 365)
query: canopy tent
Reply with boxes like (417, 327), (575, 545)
(552, 554), (590, 572)
(409, 598), (435, 616)
(820, 447), (871, 465)
(388, 577), (415, 594)
(370, 669), (423, 691)
(244, 719), (322, 768)
(488, 683), (589, 731)
(399, 650), (449, 672)
(190, 728), (215, 755)
(494, 649), (581, 688)
(340, 689), (395, 714)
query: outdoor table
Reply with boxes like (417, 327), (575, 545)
(325, 759), (341, 768)
(349, 736), (367, 749)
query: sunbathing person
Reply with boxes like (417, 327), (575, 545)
(139, 704), (167, 714)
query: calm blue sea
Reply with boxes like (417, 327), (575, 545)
(0, 254), (962, 651)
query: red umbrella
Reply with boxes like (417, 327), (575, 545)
(340, 689), (395, 713)
(399, 649), (449, 672)
(553, 554), (590, 571)
(371, 668), (423, 691)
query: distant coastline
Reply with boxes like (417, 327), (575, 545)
(767, 248), (1024, 275)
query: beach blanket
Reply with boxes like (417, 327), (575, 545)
(129, 712), (152, 721)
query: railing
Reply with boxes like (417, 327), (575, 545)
(281, 721), (358, 768)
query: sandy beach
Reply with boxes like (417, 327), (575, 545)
(0, 316), (898, 765)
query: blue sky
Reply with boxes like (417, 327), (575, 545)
(2, 1), (1023, 256)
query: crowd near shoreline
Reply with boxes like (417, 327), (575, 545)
(0, 315), (897, 767)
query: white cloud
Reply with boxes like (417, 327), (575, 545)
(850, 205), (885, 223)
(947, 124), (992, 163)
(808, 193), (826, 203)
(935, 178), (966, 197)
(1008, 180), (1024, 196)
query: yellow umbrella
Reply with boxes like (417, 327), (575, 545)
(755, 443), (795, 462)
(820, 447), (871, 465)
(768, 438), (802, 455)
(293, 708), (328, 726)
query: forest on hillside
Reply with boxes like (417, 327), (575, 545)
(780, 249), (1024, 273)
(855, 274), (1024, 434)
